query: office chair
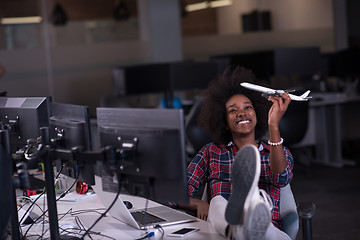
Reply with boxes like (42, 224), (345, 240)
(280, 184), (299, 240)
(279, 100), (313, 168)
(278, 100), (309, 145)
(184, 97), (212, 159)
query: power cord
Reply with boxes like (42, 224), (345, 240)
(154, 224), (164, 239)
(22, 164), (80, 238)
(81, 172), (123, 239)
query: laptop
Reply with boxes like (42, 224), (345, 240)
(92, 176), (196, 230)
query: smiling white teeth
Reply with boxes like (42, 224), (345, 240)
(238, 120), (250, 124)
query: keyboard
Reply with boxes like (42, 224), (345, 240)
(131, 211), (166, 225)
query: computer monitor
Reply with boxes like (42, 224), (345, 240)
(49, 102), (95, 185)
(96, 107), (188, 205)
(0, 97), (51, 154)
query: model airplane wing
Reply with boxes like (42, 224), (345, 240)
(240, 82), (311, 101)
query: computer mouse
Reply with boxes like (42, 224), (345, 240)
(123, 201), (133, 209)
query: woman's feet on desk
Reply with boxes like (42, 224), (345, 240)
(225, 145), (272, 240)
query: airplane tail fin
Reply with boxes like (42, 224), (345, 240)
(300, 90), (311, 99)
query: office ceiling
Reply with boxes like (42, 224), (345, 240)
(0, 0), (217, 36)
(0, 0), (137, 20)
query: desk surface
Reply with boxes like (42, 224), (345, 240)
(19, 191), (224, 240)
(309, 92), (360, 107)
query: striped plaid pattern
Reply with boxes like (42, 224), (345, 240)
(187, 142), (293, 228)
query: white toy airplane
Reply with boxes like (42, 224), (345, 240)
(240, 82), (312, 101)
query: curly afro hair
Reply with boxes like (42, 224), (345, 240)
(197, 65), (271, 144)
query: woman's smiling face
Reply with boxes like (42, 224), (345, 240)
(225, 94), (257, 136)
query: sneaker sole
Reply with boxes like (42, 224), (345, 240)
(225, 145), (260, 225)
(245, 202), (271, 240)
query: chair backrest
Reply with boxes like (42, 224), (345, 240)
(279, 100), (309, 146)
(185, 98), (212, 157)
(280, 184), (299, 240)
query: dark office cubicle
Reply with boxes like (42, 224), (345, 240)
(210, 47), (323, 91)
(111, 61), (219, 108)
(210, 51), (274, 82)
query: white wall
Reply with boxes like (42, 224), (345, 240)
(183, 28), (334, 60)
(0, 40), (151, 115)
(217, 0), (333, 34)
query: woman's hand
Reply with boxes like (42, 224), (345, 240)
(195, 200), (210, 220)
(267, 93), (291, 128)
(179, 197), (210, 221)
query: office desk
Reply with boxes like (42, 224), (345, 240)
(294, 93), (360, 167)
(20, 192), (224, 240)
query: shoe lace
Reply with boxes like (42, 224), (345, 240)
(259, 189), (273, 211)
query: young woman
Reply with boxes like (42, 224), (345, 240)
(186, 66), (294, 239)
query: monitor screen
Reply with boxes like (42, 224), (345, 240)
(0, 97), (51, 154)
(49, 102), (95, 185)
(96, 107), (188, 205)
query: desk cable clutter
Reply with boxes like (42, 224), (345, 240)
(8, 126), (142, 240)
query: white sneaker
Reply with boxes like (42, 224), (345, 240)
(225, 144), (272, 240)
(244, 190), (272, 240)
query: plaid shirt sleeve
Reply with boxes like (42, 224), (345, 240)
(187, 144), (210, 197)
(260, 144), (294, 187)
(187, 143), (233, 200)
